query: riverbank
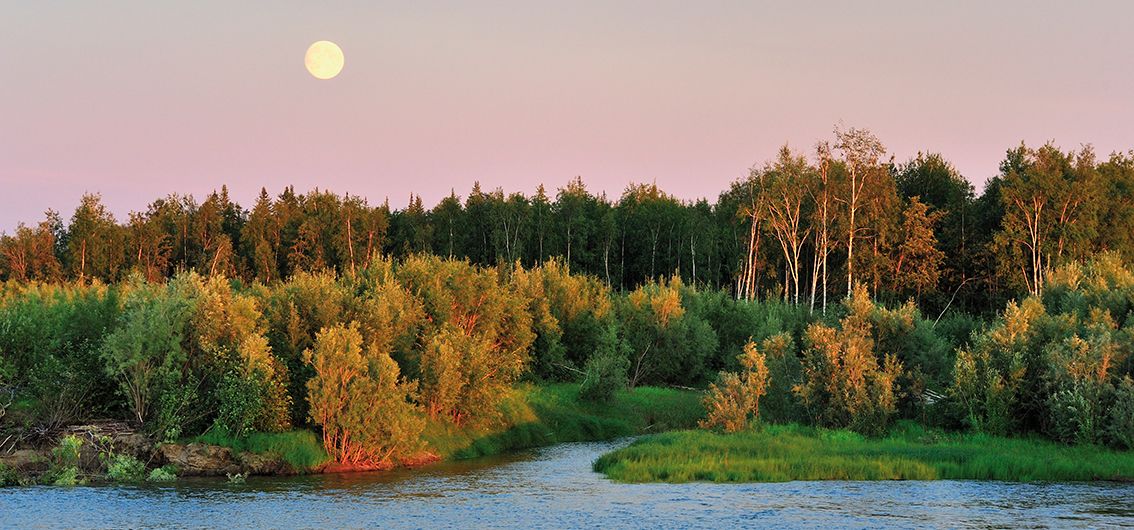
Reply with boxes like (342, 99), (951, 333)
(593, 423), (1134, 483)
(2, 384), (702, 484)
(134, 383), (702, 479)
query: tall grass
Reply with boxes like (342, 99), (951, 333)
(594, 422), (1134, 483)
(424, 383), (704, 460)
(193, 430), (329, 471)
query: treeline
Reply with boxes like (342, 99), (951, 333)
(0, 257), (779, 464)
(4, 128), (1134, 316)
(701, 253), (1134, 449)
(4, 253), (1134, 467)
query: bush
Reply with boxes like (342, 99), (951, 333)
(795, 285), (903, 436)
(617, 276), (718, 387)
(0, 284), (120, 429)
(700, 339), (769, 433)
(579, 350), (629, 404)
(0, 463), (18, 487)
(147, 465), (177, 482)
(399, 256), (534, 424)
(949, 297), (1044, 435)
(213, 370), (266, 439)
(1108, 377), (1134, 449)
(43, 435), (84, 486)
(305, 322), (424, 466)
(536, 260), (615, 374)
(105, 454), (146, 482)
(100, 277), (193, 429)
(760, 333), (803, 423)
(951, 255), (1134, 446)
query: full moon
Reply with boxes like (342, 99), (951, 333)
(305, 41), (344, 80)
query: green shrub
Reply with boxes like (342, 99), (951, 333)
(579, 350), (629, 404)
(105, 454), (146, 482)
(1108, 377), (1134, 449)
(213, 370), (265, 439)
(153, 372), (201, 442)
(761, 332), (803, 423)
(100, 276), (193, 429)
(147, 465), (177, 482)
(42, 435), (84, 486)
(616, 276), (718, 387)
(0, 463), (18, 487)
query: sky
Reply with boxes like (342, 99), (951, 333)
(2, 1), (1133, 231)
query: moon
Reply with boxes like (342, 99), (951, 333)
(305, 41), (344, 80)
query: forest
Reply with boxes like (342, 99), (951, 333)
(3, 128), (1134, 482)
(4, 129), (1134, 314)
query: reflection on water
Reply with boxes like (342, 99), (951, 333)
(3, 439), (1133, 529)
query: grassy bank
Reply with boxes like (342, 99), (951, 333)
(593, 423), (1134, 483)
(193, 430), (331, 471)
(195, 383), (702, 473)
(424, 383), (703, 460)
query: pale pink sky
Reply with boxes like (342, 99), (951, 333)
(2, 1), (1132, 230)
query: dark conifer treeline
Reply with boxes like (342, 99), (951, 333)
(4, 129), (1133, 315)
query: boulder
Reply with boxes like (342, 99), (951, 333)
(238, 451), (294, 476)
(158, 443), (241, 476)
(158, 443), (292, 476)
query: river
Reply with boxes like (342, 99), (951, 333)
(2, 439), (1133, 529)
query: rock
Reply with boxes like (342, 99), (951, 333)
(55, 421), (155, 471)
(111, 433), (154, 460)
(158, 443), (240, 476)
(238, 452), (294, 476)
(158, 443), (293, 477)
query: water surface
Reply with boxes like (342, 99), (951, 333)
(3, 439), (1133, 529)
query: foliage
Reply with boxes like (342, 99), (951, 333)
(304, 322), (424, 466)
(950, 254), (1134, 447)
(0, 283), (119, 429)
(147, 465), (177, 482)
(795, 285), (903, 435)
(0, 463), (18, 487)
(617, 276), (717, 387)
(104, 453), (146, 482)
(42, 435), (84, 486)
(578, 349), (629, 403)
(1109, 377), (1134, 449)
(700, 339), (770, 432)
(100, 276), (192, 429)
(213, 370), (266, 439)
(400, 256), (533, 424)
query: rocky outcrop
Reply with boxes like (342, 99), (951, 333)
(158, 443), (240, 476)
(157, 443), (295, 477)
(60, 421), (156, 470)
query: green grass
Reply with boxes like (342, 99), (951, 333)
(593, 422), (1134, 483)
(424, 383), (703, 460)
(192, 429), (329, 471)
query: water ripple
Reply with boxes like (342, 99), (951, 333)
(2, 439), (1133, 529)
